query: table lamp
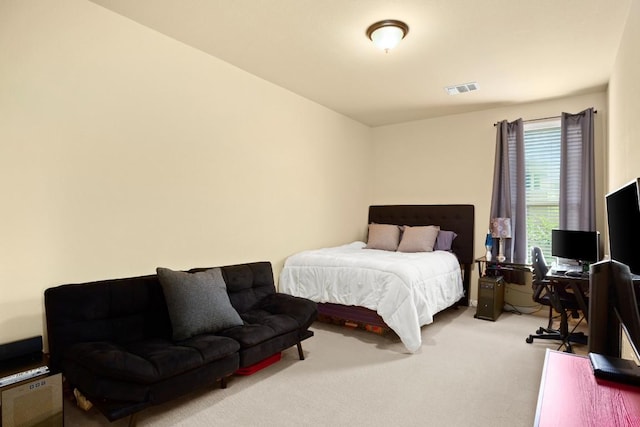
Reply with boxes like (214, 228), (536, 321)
(491, 217), (512, 263)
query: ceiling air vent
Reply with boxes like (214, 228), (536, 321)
(445, 82), (479, 95)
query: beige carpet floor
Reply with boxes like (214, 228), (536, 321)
(64, 307), (579, 426)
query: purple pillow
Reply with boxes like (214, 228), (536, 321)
(434, 230), (457, 251)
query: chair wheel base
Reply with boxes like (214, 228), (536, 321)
(526, 335), (534, 344)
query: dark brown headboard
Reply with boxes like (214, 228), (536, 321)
(368, 205), (475, 305)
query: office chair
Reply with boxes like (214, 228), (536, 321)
(525, 246), (587, 352)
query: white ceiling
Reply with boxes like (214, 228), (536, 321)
(89, 0), (631, 127)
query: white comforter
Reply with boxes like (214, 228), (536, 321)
(279, 241), (464, 353)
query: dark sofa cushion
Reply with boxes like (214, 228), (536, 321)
(218, 311), (299, 348)
(220, 263), (276, 314)
(216, 308), (306, 367)
(256, 293), (318, 331)
(65, 335), (240, 385)
(157, 267), (243, 341)
(63, 351), (240, 405)
(44, 275), (173, 373)
(236, 330), (300, 368)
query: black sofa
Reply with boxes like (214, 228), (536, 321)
(44, 261), (317, 423)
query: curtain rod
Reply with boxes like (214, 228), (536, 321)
(493, 110), (597, 126)
(523, 115), (561, 123)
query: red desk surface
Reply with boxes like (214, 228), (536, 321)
(535, 349), (640, 426)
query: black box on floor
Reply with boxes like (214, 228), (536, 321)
(475, 276), (505, 321)
(0, 336), (42, 365)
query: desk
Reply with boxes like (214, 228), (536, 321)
(542, 272), (590, 352)
(544, 272), (640, 353)
(546, 272), (589, 317)
(474, 257), (531, 285)
(535, 349), (640, 426)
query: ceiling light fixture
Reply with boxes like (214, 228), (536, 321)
(366, 20), (409, 53)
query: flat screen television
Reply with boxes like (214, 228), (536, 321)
(588, 259), (640, 360)
(606, 178), (640, 275)
(551, 229), (600, 264)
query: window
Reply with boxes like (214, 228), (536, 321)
(524, 119), (561, 261)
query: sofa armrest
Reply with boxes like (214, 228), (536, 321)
(257, 293), (318, 331)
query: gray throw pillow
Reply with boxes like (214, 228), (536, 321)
(157, 267), (243, 341)
(365, 223), (401, 251)
(397, 225), (440, 252)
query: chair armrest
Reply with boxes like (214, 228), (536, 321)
(257, 293), (318, 331)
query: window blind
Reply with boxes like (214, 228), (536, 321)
(524, 120), (561, 260)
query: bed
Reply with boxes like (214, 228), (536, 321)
(279, 204), (475, 353)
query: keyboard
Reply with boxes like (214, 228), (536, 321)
(0, 365), (49, 387)
(565, 270), (587, 278)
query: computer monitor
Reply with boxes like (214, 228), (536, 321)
(551, 229), (600, 264)
(606, 178), (640, 275)
(588, 260), (640, 360)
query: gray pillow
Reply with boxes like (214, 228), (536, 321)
(435, 230), (458, 251)
(157, 267), (243, 341)
(397, 225), (440, 252)
(365, 223), (401, 251)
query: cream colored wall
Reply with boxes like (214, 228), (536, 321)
(371, 92), (608, 304)
(0, 0), (371, 344)
(608, 0), (640, 191)
(1, 0), (633, 348)
(606, 0), (640, 362)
